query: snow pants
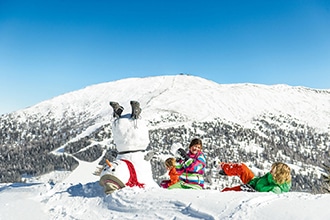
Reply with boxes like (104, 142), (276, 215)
(168, 180), (203, 190)
(160, 180), (171, 189)
(221, 163), (255, 192)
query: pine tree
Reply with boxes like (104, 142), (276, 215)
(321, 163), (330, 193)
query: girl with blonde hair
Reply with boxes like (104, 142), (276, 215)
(219, 162), (292, 194)
(160, 157), (180, 188)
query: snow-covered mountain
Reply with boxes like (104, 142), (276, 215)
(6, 74), (330, 130)
(0, 75), (330, 192)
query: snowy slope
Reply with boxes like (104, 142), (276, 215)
(12, 75), (330, 131)
(1, 162), (330, 220)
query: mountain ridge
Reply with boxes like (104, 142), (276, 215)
(1, 75), (329, 193)
(8, 75), (330, 131)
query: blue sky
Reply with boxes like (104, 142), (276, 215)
(1, 0), (330, 115)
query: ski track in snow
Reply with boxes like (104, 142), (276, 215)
(103, 188), (216, 220)
(225, 194), (280, 220)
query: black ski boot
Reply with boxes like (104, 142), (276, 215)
(240, 184), (256, 192)
(109, 101), (124, 118)
(130, 100), (141, 119)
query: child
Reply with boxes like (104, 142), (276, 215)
(168, 138), (206, 190)
(219, 162), (291, 194)
(167, 157), (181, 186)
(160, 157), (180, 188)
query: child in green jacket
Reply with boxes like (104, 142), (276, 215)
(219, 162), (292, 194)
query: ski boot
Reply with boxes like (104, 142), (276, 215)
(240, 184), (256, 192)
(216, 162), (227, 175)
(109, 101), (124, 118)
(130, 100), (141, 119)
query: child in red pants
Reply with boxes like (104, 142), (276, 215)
(219, 162), (291, 194)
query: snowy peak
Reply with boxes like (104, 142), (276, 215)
(11, 74), (330, 130)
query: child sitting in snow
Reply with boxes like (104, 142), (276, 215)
(160, 157), (180, 188)
(168, 138), (206, 190)
(219, 162), (292, 194)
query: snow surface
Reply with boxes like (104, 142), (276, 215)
(1, 164), (330, 220)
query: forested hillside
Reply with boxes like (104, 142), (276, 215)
(1, 111), (329, 193)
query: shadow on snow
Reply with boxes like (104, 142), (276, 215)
(66, 181), (105, 198)
(0, 182), (42, 192)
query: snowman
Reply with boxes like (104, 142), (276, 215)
(99, 101), (159, 194)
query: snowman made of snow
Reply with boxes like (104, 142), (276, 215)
(99, 101), (158, 194)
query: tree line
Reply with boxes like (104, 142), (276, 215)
(1, 112), (329, 193)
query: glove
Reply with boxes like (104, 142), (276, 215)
(177, 148), (190, 161)
(144, 151), (155, 161)
(110, 150), (118, 158)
